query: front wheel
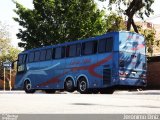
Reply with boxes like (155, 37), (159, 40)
(24, 81), (35, 94)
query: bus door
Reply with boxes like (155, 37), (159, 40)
(17, 54), (27, 73)
(97, 53), (113, 87)
(14, 54), (27, 88)
(97, 37), (114, 87)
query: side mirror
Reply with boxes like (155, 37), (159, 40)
(11, 62), (15, 69)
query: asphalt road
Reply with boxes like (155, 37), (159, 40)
(0, 90), (160, 114)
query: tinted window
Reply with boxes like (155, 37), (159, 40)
(34, 51), (40, 62)
(22, 54), (27, 63)
(40, 50), (46, 61)
(46, 49), (52, 60)
(54, 47), (62, 59)
(76, 44), (81, 56)
(18, 55), (23, 64)
(66, 44), (81, 57)
(54, 47), (65, 59)
(69, 45), (76, 57)
(98, 37), (113, 53)
(61, 47), (65, 58)
(29, 52), (34, 62)
(82, 41), (97, 55)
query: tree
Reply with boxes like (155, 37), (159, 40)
(0, 22), (20, 62)
(0, 22), (10, 54)
(0, 21), (21, 83)
(105, 13), (126, 32)
(100, 0), (154, 33)
(137, 24), (155, 56)
(13, 0), (107, 50)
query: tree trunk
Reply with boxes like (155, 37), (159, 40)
(131, 19), (139, 33)
(125, 0), (145, 33)
(127, 17), (132, 31)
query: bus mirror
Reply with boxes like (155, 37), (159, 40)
(11, 62), (15, 69)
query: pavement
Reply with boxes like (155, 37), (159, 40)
(0, 90), (160, 114)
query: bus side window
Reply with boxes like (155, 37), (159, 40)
(46, 49), (52, 60)
(34, 51), (40, 62)
(54, 47), (62, 59)
(18, 54), (27, 65)
(66, 46), (69, 57)
(82, 41), (97, 55)
(28, 52), (34, 63)
(76, 44), (81, 56)
(98, 39), (106, 53)
(18, 55), (23, 64)
(106, 37), (113, 52)
(66, 44), (81, 57)
(98, 37), (113, 53)
(70, 45), (76, 57)
(22, 54), (27, 63)
(61, 47), (65, 58)
(40, 50), (46, 61)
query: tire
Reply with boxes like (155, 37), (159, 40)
(77, 77), (90, 94)
(100, 88), (114, 94)
(24, 81), (35, 94)
(45, 89), (55, 94)
(64, 78), (75, 92)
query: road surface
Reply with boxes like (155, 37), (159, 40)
(0, 90), (160, 114)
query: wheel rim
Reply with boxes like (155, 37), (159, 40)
(79, 81), (87, 92)
(26, 82), (31, 90)
(66, 80), (73, 89)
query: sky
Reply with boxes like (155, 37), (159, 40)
(0, 0), (160, 48)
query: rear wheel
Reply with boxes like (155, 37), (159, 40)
(64, 78), (75, 92)
(24, 81), (35, 93)
(77, 77), (90, 94)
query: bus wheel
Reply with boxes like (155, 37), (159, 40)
(64, 78), (75, 92)
(100, 88), (114, 94)
(24, 81), (35, 94)
(45, 89), (55, 94)
(78, 77), (89, 94)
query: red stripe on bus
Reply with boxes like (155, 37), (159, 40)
(38, 71), (69, 87)
(131, 44), (145, 51)
(38, 54), (112, 87)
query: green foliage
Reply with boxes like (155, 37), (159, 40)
(138, 25), (155, 54)
(105, 13), (126, 32)
(0, 22), (21, 82)
(0, 22), (10, 54)
(99, 0), (154, 33)
(106, 0), (154, 19)
(0, 22), (21, 68)
(13, 0), (107, 50)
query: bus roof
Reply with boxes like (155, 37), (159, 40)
(19, 31), (144, 55)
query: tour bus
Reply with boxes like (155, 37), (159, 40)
(14, 31), (146, 94)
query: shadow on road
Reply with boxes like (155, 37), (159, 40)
(71, 103), (160, 109)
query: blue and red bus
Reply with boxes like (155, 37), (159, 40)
(14, 31), (146, 94)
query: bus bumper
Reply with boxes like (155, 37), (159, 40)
(118, 78), (146, 87)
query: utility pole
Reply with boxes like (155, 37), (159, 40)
(3, 67), (5, 91)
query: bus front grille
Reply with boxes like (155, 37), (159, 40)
(103, 69), (111, 85)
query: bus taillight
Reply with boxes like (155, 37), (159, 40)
(119, 71), (126, 77)
(140, 74), (146, 79)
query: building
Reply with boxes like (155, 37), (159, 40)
(136, 21), (160, 56)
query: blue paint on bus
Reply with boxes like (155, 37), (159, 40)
(14, 31), (146, 93)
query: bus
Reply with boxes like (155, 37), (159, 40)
(14, 31), (147, 94)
